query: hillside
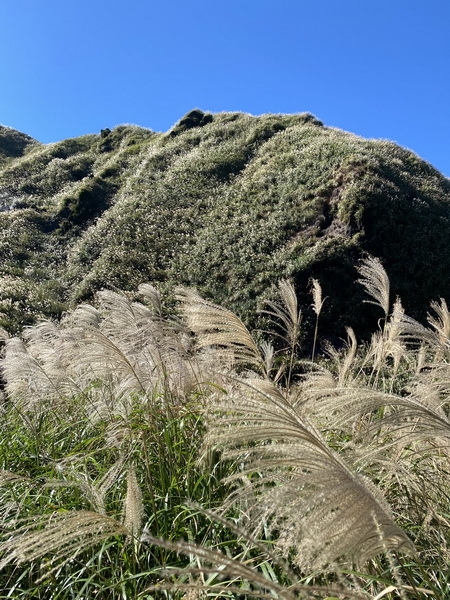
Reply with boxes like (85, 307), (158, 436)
(0, 125), (38, 167)
(1, 110), (450, 342)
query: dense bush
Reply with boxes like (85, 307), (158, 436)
(57, 177), (118, 231)
(169, 108), (214, 137)
(0, 125), (38, 165)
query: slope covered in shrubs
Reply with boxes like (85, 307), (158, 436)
(0, 125), (38, 166)
(1, 110), (450, 342)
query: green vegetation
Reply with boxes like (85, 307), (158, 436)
(0, 259), (449, 598)
(0, 111), (449, 342)
(0, 126), (38, 167)
(1, 113), (450, 595)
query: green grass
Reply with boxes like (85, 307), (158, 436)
(0, 396), (234, 598)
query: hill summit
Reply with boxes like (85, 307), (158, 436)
(1, 110), (450, 342)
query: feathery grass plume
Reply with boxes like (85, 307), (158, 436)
(298, 305), (450, 548)
(310, 278), (325, 318)
(357, 255), (390, 318)
(141, 532), (368, 599)
(323, 326), (358, 386)
(1, 283), (241, 430)
(0, 470), (29, 484)
(365, 297), (408, 381)
(203, 376), (413, 570)
(0, 511), (129, 579)
(399, 298), (450, 360)
(176, 287), (264, 371)
(122, 464), (144, 540)
(362, 385), (450, 449)
(310, 278), (325, 362)
(302, 366), (450, 497)
(259, 340), (282, 382)
(2, 333), (75, 413)
(66, 301), (149, 400)
(0, 471), (32, 525)
(17, 287), (204, 418)
(428, 298), (450, 347)
(138, 282), (163, 317)
(261, 279), (303, 387)
(2, 316), (115, 425)
(90, 289), (207, 402)
(385, 297), (408, 377)
(263, 279), (302, 353)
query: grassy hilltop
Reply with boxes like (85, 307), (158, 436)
(1, 110), (450, 340)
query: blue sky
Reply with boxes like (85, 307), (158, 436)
(1, 0), (449, 176)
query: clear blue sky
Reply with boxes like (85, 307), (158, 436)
(1, 0), (449, 176)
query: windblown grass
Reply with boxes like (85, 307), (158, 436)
(0, 257), (449, 598)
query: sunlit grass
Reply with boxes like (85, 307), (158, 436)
(0, 259), (449, 598)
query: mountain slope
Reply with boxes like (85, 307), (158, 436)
(0, 110), (449, 341)
(0, 125), (39, 166)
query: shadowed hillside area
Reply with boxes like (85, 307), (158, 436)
(1, 109), (450, 342)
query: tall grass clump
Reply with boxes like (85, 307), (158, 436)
(0, 285), (232, 598)
(0, 257), (449, 598)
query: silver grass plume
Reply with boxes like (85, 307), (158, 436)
(399, 298), (450, 357)
(366, 297), (408, 378)
(203, 376), (413, 570)
(0, 471), (31, 524)
(323, 326), (358, 386)
(310, 278), (325, 361)
(302, 365), (450, 458)
(263, 279), (302, 354)
(90, 289), (204, 402)
(177, 287), (264, 371)
(357, 255), (390, 318)
(310, 278), (325, 318)
(303, 370), (450, 538)
(299, 298), (450, 529)
(352, 386), (450, 449)
(261, 279), (303, 387)
(0, 470), (29, 484)
(2, 325), (83, 413)
(140, 532), (368, 599)
(122, 464), (144, 540)
(2, 287), (207, 425)
(428, 298), (450, 349)
(0, 511), (129, 580)
(138, 282), (163, 317)
(66, 298), (151, 399)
